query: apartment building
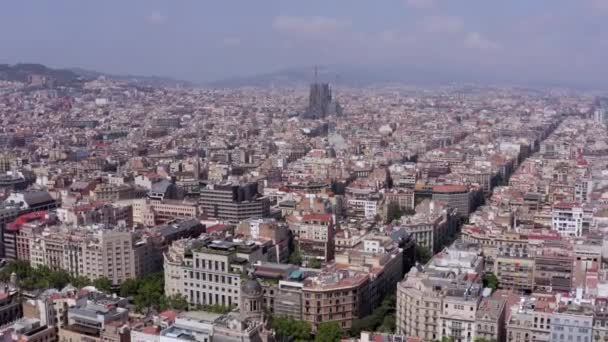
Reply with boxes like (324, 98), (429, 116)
(164, 238), (268, 308)
(506, 295), (556, 342)
(495, 256), (535, 291)
(335, 234), (404, 310)
(150, 199), (200, 224)
(345, 185), (381, 219)
(302, 270), (370, 333)
(292, 213), (335, 264)
(396, 242), (484, 342)
(251, 263), (305, 319)
(236, 218), (290, 263)
(593, 301), (608, 342)
(199, 182), (270, 223)
(441, 289), (482, 342)
(432, 184), (471, 217)
(158, 311), (263, 342)
(73, 230), (137, 285)
(533, 245), (573, 293)
(4, 211), (55, 261)
(10, 318), (56, 342)
(551, 203), (584, 237)
(476, 296), (507, 342)
(550, 308), (593, 342)
(384, 188), (415, 211)
(58, 294), (129, 342)
(399, 199), (458, 253)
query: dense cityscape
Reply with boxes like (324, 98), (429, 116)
(0, 60), (607, 342)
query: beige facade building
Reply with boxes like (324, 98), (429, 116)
(506, 295), (556, 342)
(476, 296), (507, 342)
(385, 188), (415, 211)
(164, 238), (267, 308)
(302, 270), (370, 333)
(123, 198), (199, 226)
(495, 256), (535, 291)
(292, 213), (335, 264)
(432, 184), (471, 216)
(396, 242), (485, 342)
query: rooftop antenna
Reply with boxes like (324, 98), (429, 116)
(314, 65), (318, 84)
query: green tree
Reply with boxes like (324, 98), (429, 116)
(93, 277), (113, 293)
(386, 201), (405, 223)
(134, 273), (165, 313)
(0, 260), (32, 283)
(379, 314), (396, 333)
(433, 337), (454, 342)
(162, 294), (189, 311)
(272, 315), (312, 342)
(120, 278), (140, 297)
(483, 273), (499, 290)
(403, 207), (416, 216)
(415, 245), (432, 264)
(45, 268), (73, 289)
(308, 258), (322, 269)
(315, 321), (342, 342)
(71, 275), (91, 288)
(349, 295), (396, 337)
(474, 338), (497, 342)
(0, 261), (92, 291)
(195, 304), (233, 314)
(288, 248), (303, 266)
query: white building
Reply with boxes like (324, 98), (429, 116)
(552, 203), (583, 237)
(550, 310), (593, 342)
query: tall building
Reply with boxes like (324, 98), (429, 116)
(551, 202), (584, 237)
(396, 242), (485, 342)
(301, 81), (342, 119)
(432, 185), (471, 217)
(302, 270), (370, 333)
(550, 308), (593, 342)
(506, 294), (554, 342)
(593, 97), (608, 126)
(199, 182), (270, 223)
(164, 237), (271, 308)
(292, 213), (335, 265)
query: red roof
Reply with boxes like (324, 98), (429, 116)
(206, 224), (231, 233)
(303, 213), (332, 222)
(577, 158), (589, 167)
(553, 202), (578, 210)
(7, 211), (49, 232)
(526, 234), (561, 240)
(433, 184), (468, 193)
(142, 326), (161, 335)
(73, 201), (105, 213)
(159, 310), (177, 322)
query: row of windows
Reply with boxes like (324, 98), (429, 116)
(185, 271), (238, 285)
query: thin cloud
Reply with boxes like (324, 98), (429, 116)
(465, 32), (501, 51)
(222, 37), (241, 47)
(273, 15), (351, 37)
(590, 0), (608, 11)
(146, 11), (167, 25)
(404, 0), (437, 10)
(420, 15), (463, 34)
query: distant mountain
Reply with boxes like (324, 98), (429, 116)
(0, 63), (83, 86)
(69, 67), (195, 88)
(207, 64), (605, 90)
(0, 63), (194, 89)
(207, 64), (484, 88)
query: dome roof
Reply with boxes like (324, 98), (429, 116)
(241, 279), (262, 296)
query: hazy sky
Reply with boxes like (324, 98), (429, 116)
(1, 0), (607, 85)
